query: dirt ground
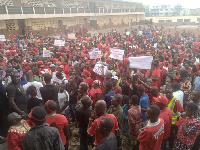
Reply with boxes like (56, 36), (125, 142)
(1, 24), (200, 150)
(88, 25), (200, 37)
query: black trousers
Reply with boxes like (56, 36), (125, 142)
(168, 124), (178, 149)
(161, 138), (168, 150)
(0, 103), (9, 137)
(79, 130), (88, 150)
(192, 134), (200, 150)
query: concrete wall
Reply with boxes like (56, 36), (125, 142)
(146, 16), (200, 23)
(0, 13), (145, 37)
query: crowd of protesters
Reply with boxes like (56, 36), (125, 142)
(0, 25), (200, 150)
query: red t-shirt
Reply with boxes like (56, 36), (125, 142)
(45, 114), (68, 145)
(145, 67), (161, 88)
(138, 118), (164, 150)
(89, 88), (102, 108)
(87, 114), (119, 147)
(84, 77), (93, 90)
(112, 85), (122, 94)
(159, 108), (172, 139)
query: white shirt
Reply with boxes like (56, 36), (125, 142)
(58, 90), (69, 114)
(173, 90), (184, 107)
(23, 81), (43, 99)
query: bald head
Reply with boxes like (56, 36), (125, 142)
(95, 100), (107, 117)
(26, 72), (33, 81)
(81, 95), (92, 107)
(150, 86), (159, 97)
(99, 118), (114, 136)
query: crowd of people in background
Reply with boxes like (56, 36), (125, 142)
(0, 24), (200, 150)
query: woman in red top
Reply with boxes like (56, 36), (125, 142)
(6, 112), (30, 150)
(82, 70), (93, 90)
(89, 80), (102, 108)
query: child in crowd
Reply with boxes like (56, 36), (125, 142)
(160, 77), (171, 95)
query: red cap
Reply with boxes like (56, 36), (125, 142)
(56, 61), (61, 66)
(154, 95), (168, 105)
(59, 65), (64, 69)
(82, 70), (91, 77)
(37, 61), (43, 65)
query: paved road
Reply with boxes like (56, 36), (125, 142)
(0, 143), (7, 150)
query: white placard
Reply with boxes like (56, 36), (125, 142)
(109, 49), (124, 60)
(89, 49), (101, 59)
(0, 35), (6, 41)
(43, 50), (51, 57)
(54, 40), (65, 47)
(93, 62), (108, 75)
(126, 31), (130, 36)
(129, 56), (153, 69)
(68, 33), (76, 39)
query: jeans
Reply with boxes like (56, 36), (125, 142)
(69, 104), (76, 121)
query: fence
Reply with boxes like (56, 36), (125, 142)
(0, 6), (145, 15)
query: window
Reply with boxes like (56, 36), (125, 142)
(177, 19), (183, 22)
(184, 19), (190, 22)
(166, 20), (172, 22)
(159, 20), (165, 23)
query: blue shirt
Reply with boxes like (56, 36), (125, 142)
(139, 94), (149, 121)
(123, 104), (129, 120)
(103, 92), (115, 110)
(20, 80), (28, 86)
(194, 76), (200, 90)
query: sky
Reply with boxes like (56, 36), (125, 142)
(127, 0), (200, 9)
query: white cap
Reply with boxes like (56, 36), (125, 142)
(112, 76), (118, 80)
(50, 64), (55, 68)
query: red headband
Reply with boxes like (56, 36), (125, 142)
(45, 100), (54, 112)
(29, 107), (46, 122)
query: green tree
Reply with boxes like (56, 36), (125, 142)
(173, 4), (182, 16)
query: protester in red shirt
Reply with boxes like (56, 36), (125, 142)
(87, 100), (119, 147)
(150, 86), (159, 105)
(6, 112), (30, 150)
(89, 80), (102, 108)
(45, 100), (69, 149)
(145, 60), (161, 89)
(111, 76), (122, 94)
(81, 70), (93, 90)
(155, 95), (173, 150)
(138, 105), (164, 150)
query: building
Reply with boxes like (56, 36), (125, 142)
(146, 16), (200, 25)
(145, 5), (175, 17)
(0, 0), (145, 37)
